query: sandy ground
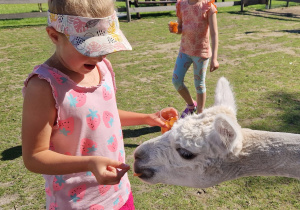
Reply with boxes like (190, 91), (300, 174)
(251, 5), (300, 17)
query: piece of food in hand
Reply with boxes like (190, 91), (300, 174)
(160, 107), (178, 134)
(169, 21), (178, 33)
(161, 121), (170, 134)
(169, 116), (178, 127)
(133, 173), (142, 177)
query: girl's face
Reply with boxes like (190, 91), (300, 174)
(56, 34), (104, 75)
(47, 27), (104, 76)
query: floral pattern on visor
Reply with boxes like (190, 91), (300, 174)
(48, 11), (132, 57)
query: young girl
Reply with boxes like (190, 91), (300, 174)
(22, 0), (176, 209)
(169, 0), (219, 117)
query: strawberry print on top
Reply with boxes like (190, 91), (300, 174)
(126, 183), (130, 195)
(86, 109), (101, 130)
(119, 128), (123, 139)
(113, 195), (124, 210)
(49, 70), (67, 84)
(98, 185), (111, 195)
(80, 138), (98, 156)
(89, 204), (104, 210)
(53, 175), (65, 191)
(103, 111), (114, 128)
(68, 184), (86, 203)
(114, 180), (122, 192)
(45, 186), (52, 197)
(102, 82), (113, 101)
(67, 90), (86, 107)
(58, 117), (74, 136)
(49, 203), (58, 210)
(107, 134), (118, 152)
(118, 149), (125, 163)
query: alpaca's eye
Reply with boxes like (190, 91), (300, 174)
(177, 148), (196, 160)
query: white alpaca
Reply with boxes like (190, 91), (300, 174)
(133, 77), (300, 188)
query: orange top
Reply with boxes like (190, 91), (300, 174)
(176, 0), (217, 58)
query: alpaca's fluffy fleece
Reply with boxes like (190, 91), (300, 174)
(171, 105), (240, 157)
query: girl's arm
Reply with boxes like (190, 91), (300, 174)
(177, 17), (183, 34)
(118, 110), (164, 127)
(208, 12), (219, 72)
(22, 76), (129, 185)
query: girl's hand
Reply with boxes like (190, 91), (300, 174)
(210, 59), (219, 72)
(146, 107), (178, 127)
(89, 156), (130, 185)
(168, 23), (174, 33)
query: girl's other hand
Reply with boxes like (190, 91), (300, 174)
(89, 156), (130, 185)
(210, 59), (219, 72)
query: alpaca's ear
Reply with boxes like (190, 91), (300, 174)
(214, 77), (236, 114)
(214, 115), (236, 144)
(211, 114), (242, 156)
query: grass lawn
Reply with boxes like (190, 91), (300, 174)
(0, 1), (300, 209)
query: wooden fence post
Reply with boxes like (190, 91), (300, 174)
(241, 0), (244, 11)
(125, 0), (131, 22)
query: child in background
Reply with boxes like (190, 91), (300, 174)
(22, 0), (176, 209)
(169, 0), (219, 117)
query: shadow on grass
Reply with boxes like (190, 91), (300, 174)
(0, 21), (46, 29)
(124, 143), (140, 148)
(228, 9), (300, 23)
(278, 29), (300, 34)
(0, 24), (46, 30)
(249, 91), (300, 133)
(123, 126), (161, 148)
(123, 126), (161, 138)
(245, 29), (300, 34)
(1, 145), (22, 161)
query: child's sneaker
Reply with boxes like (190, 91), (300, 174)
(180, 101), (197, 118)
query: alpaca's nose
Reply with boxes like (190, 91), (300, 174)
(133, 145), (149, 162)
(133, 161), (155, 180)
(133, 145), (156, 179)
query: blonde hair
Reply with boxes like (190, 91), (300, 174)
(48, 0), (115, 18)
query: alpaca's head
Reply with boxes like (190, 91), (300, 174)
(133, 77), (244, 188)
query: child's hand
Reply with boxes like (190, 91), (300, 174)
(89, 156), (130, 185)
(146, 107), (178, 127)
(210, 59), (219, 72)
(169, 21), (179, 34)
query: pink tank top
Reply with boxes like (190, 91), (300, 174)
(23, 58), (131, 210)
(177, 0), (217, 58)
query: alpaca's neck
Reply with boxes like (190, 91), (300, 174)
(223, 129), (300, 180)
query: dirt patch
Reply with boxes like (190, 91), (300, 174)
(218, 6), (300, 65)
(269, 5), (300, 15)
(0, 193), (18, 207)
(249, 6), (300, 18)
